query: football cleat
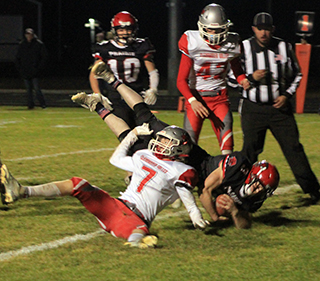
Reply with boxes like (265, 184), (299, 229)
(91, 61), (116, 84)
(0, 164), (23, 205)
(71, 92), (113, 112)
(124, 235), (158, 249)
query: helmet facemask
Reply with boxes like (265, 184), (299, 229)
(197, 3), (231, 45)
(240, 161), (280, 199)
(197, 22), (230, 45)
(113, 26), (136, 45)
(148, 126), (192, 162)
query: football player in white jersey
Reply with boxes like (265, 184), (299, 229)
(71, 62), (279, 229)
(177, 3), (250, 153)
(0, 124), (208, 249)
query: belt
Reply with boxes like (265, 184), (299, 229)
(199, 90), (221, 97)
(117, 198), (150, 227)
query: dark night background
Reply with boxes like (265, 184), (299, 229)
(2, 0), (320, 91)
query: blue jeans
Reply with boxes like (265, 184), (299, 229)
(23, 78), (46, 108)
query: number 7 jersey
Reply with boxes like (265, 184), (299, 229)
(116, 149), (198, 224)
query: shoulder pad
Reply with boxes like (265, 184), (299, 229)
(226, 32), (240, 44)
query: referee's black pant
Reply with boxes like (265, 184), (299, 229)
(240, 99), (320, 194)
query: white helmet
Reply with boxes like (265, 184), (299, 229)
(197, 3), (231, 45)
(148, 126), (192, 162)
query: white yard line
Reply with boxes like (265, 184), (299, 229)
(0, 183), (302, 263)
(199, 130), (242, 140)
(0, 183), (306, 262)
(4, 148), (115, 162)
(0, 230), (105, 262)
(0, 210), (189, 262)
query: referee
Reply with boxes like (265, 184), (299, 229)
(239, 12), (320, 204)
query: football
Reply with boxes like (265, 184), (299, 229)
(215, 194), (229, 216)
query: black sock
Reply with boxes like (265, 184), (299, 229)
(95, 103), (111, 120)
(109, 79), (122, 90)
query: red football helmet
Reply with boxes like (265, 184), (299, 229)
(110, 11), (138, 45)
(243, 161), (280, 197)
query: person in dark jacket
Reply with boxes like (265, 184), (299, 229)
(15, 28), (47, 109)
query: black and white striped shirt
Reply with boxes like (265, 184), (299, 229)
(241, 36), (302, 104)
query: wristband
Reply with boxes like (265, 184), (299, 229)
(188, 97), (197, 103)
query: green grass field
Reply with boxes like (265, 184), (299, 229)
(0, 106), (319, 281)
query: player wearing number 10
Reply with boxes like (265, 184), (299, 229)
(90, 11), (159, 132)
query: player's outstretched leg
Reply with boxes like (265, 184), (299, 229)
(0, 164), (25, 205)
(72, 92), (113, 112)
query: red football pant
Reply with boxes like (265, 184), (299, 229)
(70, 177), (149, 240)
(184, 95), (234, 152)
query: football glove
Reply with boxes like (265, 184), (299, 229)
(193, 219), (210, 230)
(134, 123), (153, 136)
(142, 88), (158, 105)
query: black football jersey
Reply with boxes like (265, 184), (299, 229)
(93, 38), (156, 92)
(198, 152), (265, 212)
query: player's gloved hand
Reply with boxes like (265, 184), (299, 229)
(134, 123), (154, 136)
(124, 235), (158, 249)
(193, 219), (210, 230)
(91, 61), (116, 84)
(142, 88), (158, 105)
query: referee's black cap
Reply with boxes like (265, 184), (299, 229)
(253, 12), (273, 27)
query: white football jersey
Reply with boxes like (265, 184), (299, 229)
(179, 30), (241, 92)
(114, 149), (198, 224)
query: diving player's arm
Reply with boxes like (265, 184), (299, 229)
(110, 124), (153, 171)
(200, 163), (224, 222)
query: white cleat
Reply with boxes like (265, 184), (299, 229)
(71, 92), (113, 112)
(124, 235), (158, 249)
(91, 61), (116, 84)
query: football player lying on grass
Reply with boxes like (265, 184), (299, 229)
(71, 61), (280, 229)
(0, 124), (209, 249)
(202, 158), (279, 229)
